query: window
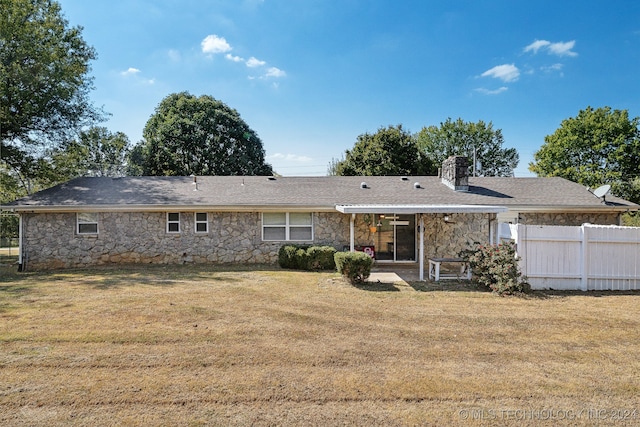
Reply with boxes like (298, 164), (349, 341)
(262, 212), (313, 241)
(195, 212), (208, 233)
(167, 212), (180, 233)
(77, 212), (98, 234)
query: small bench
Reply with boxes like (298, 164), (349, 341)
(428, 257), (472, 281)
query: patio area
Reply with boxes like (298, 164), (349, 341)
(367, 263), (480, 292)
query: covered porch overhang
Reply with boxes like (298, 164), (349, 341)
(336, 204), (508, 281)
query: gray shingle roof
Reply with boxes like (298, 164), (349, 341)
(4, 175), (637, 212)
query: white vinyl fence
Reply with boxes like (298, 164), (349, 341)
(505, 224), (640, 291)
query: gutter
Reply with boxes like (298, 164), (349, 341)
(2, 204), (340, 214)
(503, 205), (638, 213)
(336, 204), (508, 214)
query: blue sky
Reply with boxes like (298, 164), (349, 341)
(57, 0), (640, 177)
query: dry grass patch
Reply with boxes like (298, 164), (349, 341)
(1, 264), (640, 426)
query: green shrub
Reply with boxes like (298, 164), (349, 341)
(334, 251), (373, 285)
(459, 241), (530, 295)
(278, 245), (304, 269)
(307, 246), (337, 270)
(278, 245), (336, 271)
(622, 212), (640, 227)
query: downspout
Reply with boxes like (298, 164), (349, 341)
(18, 214), (23, 272)
(419, 214), (424, 281)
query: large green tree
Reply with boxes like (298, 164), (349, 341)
(333, 125), (434, 176)
(51, 126), (131, 179)
(131, 92), (273, 176)
(416, 118), (519, 177)
(1, 0), (102, 199)
(1, 0), (101, 147)
(530, 106), (640, 203)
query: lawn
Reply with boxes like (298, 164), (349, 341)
(1, 263), (640, 426)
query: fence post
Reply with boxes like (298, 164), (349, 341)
(580, 224), (588, 291)
(514, 223), (524, 276)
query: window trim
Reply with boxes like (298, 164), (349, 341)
(194, 212), (208, 233)
(77, 212), (99, 235)
(262, 212), (313, 242)
(166, 212), (181, 233)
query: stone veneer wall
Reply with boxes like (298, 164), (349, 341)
(420, 213), (491, 260)
(518, 212), (620, 226)
(21, 211), (363, 270)
(22, 210), (615, 270)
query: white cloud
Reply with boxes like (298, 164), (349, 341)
(268, 153), (312, 162)
(225, 53), (244, 62)
(119, 67), (154, 84)
(524, 39), (551, 54)
(548, 40), (577, 57)
(540, 63), (565, 77)
(541, 63), (563, 72)
(264, 67), (286, 78)
(524, 39), (577, 57)
(474, 87), (508, 95)
(120, 67), (140, 76)
(201, 34), (232, 54)
(246, 56), (266, 67)
(481, 64), (520, 82)
(199, 35), (286, 83)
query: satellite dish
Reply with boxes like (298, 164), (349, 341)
(592, 184), (611, 199)
(588, 184), (611, 203)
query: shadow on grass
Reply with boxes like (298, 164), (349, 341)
(4, 262), (640, 297)
(408, 280), (489, 293)
(89, 272), (246, 290)
(0, 280), (33, 313)
(0, 254), (19, 265)
(526, 289), (640, 299)
(0, 284), (33, 304)
(354, 281), (401, 292)
(0, 263), (282, 289)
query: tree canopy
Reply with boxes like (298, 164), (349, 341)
(332, 125), (434, 176)
(1, 0), (102, 206)
(530, 106), (640, 203)
(51, 126), (131, 180)
(416, 118), (519, 177)
(1, 0), (101, 146)
(131, 92), (273, 176)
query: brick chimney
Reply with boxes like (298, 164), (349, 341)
(441, 155), (469, 191)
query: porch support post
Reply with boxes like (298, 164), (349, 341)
(419, 214), (424, 281)
(350, 214), (355, 252)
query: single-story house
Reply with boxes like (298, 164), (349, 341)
(2, 156), (638, 278)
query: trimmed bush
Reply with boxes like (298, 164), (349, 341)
(307, 246), (337, 270)
(459, 241), (530, 295)
(278, 245), (305, 269)
(278, 245), (336, 271)
(334, 251), (373, 285)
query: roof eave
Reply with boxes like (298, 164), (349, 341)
(505, 205), (638, 213)
(2, 204), (339, 213)
(336, 204), (508, 214)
